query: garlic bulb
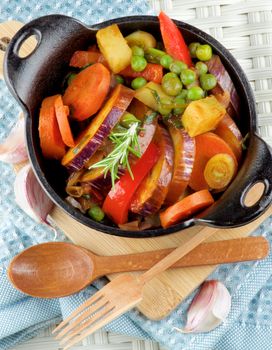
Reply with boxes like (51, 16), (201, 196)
(175, 280), (231, 333)
(0, 118), (28, 164)
(14, 164), (54, 226)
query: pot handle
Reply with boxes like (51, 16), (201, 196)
(3, 15), (89, 110)
(195, 133), (272, 227)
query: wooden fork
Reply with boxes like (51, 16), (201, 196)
(53, 226), (218, 349)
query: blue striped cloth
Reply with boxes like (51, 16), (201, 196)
(1, 1), (272, 349)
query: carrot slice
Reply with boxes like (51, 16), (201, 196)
(69, 51), (106, 68)
(204, 153), (237, 190)
(189, 132), (237, 191)
(38, 95), (66, 159)
(54, 96), (75, 147)
(160, 189), (214, 228)
(120, 63), (163, 84)
(63, 63), (110, 121)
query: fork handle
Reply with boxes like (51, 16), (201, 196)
(139, 226), (218, 284)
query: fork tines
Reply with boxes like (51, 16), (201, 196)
(53, 291), (114, 350)
(53, 274), (143, 350)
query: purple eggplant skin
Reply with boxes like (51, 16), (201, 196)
(80, 167), (125, 194)
(206, 55), (241, 118)
(82, 173), (112, 196)
(61, 85), (135, 172)
(67, 108), (121, 172)
(138, 117), (158, 155)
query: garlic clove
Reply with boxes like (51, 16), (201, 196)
(212, 279), (232, 323)
(0, 118), (28, 164)
(14, 164), (54, 226)
(66, 196), (85, 213)
(175, 280), (231, 333)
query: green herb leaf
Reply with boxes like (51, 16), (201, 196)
(89, 123), (141, 188)
(149, 88), (161, 105)
(144, 111), (158, 124)
(241, 132), (249, 150)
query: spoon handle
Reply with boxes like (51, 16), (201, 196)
(93, 236), (268, 279)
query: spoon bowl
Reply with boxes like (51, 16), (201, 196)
(8, 242), (95, 298)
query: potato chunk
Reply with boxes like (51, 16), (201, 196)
(182, 95), (226, 137)
(96, 24), (132, 73)
(125, 30), (156, 50)
(134, 82), (170, 111)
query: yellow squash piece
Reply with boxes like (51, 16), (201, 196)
(134, 82), (170, 111)
(182, 95), (226, 137)
(96, 24), (132, 73)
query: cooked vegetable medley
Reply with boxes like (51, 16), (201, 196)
(38, 12), (243, 230)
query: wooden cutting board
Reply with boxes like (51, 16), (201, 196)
(51, 202), (271, 320)
(1, 20), (271, 320)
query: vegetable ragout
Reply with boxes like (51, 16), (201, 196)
(38, 12), (243, 230)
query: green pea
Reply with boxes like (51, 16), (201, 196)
(200, 73), (217, 90)
(163, 72), (178, 79)
(160, 54), (173, 69)
(195, 61), (208, 76)
(180, 69), (196, 85)
(157, 104), (172, 116)
(173, 97), (186, 115)
(196, 44), (213, 61)
(88, 206), (105, 222)
(189, 42), (200, 58)
(131, 55), (147, 72)
(172, 108), (183, 115)
(176, 89), (188, 99)
(174, 96), (186, 107)
(162, 74), (183, 96)
(187, 86), (204, 100)
(160, 97), (173, 106)
(67, 73), (77, 85)
(115, 75), (125, 84)
(120, 112), (140, 128)
(131, 76), (147, 90)
(131, 46), (145, 57)
(169, 60), (188, 75)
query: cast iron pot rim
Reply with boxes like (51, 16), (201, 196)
(22, 14), (257, 238)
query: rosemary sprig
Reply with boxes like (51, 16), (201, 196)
(89, 123), (141, 188)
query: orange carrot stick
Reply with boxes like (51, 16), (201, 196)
(69, 51), (106, 68)
(54, 96), (75, 147)
(38, 95), (66, 159)
(160, 189), (214, 228)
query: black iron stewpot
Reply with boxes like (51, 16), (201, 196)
(3, 14), (272, 238)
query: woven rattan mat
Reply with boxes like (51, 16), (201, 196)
(11, 0), (272, 349)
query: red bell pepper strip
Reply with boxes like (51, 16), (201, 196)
(69, 51), (107, 68)
(158, 11), (192, 66)
(102, 142), (159, 225)
(120, 63), (163, 84)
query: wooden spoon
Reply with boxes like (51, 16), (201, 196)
(8, 236), (268, 298)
